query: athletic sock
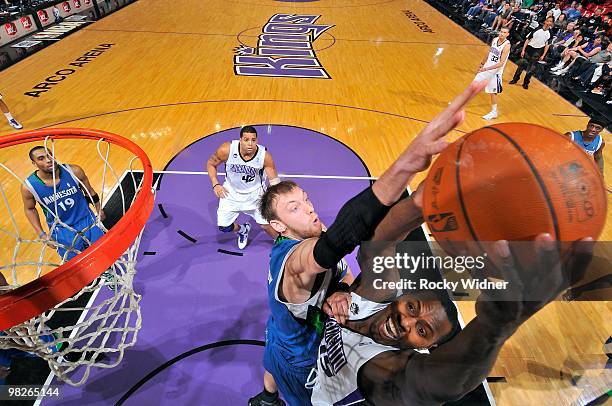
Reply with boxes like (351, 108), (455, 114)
(3, 112), (13, 121)
(262, 388), (279, 402)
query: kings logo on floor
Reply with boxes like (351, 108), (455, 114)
(234, 14), (333, 79)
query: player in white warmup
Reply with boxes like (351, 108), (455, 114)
(207, 126), (279, 249)
(474, 27), (511, 120)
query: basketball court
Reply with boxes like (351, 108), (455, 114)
(0, 0), (610, 405)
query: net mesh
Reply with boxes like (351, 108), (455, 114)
(0, 133), (151, 386)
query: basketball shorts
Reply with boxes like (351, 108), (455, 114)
(217, 182), (267, 227)
(50, 216), (104, 261)
(263, 337), (313, 406)
(474, 71), (503, 94)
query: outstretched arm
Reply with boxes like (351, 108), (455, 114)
(358, 236), (594, 405)
(284, 82), (487, 279)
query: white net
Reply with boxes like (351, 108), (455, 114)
(0, 133), (152, 386)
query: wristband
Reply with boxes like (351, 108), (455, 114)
(336, 282), (351, 293)
(212, 184), (221, 189)
(38, 231), (47, 239)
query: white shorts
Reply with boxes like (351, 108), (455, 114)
(217, 182), (267, 227)
(474, 71), (502, 94)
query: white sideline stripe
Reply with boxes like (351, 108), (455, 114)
(136, 169), (379, 181)
(419, 219), (497, 406)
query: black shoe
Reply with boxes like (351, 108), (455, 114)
(248, 391), (286, 406)
(509, 79), (518, 84)
(522, 83), (529, 89)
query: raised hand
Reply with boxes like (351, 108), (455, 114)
(475, 234), (594, 332)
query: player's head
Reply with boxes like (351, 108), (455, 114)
(239, 125), (258, 155)
(259, 180), (323, 239)
(543, 16), (554, 29)
(28, 146), (55, 173)
(585, 118), (606, 137)
(367, 290), (460, 350)
(498, 27), (510, 41)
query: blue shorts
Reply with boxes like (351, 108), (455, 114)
(264, 342), (313, 406)
(51, 216), (104, 261)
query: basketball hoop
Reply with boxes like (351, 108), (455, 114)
(0, 128), (154, 386)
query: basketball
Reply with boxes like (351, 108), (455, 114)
(423, 123), (607, 251)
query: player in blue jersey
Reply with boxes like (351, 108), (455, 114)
(565, 117), (606, 176)
(248, 81), (492, 406)
(21, 146), (105, 262)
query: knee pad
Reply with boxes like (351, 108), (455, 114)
(218, 224), (234, 233)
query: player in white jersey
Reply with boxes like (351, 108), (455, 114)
(307, 244), (593, 404)
(474, 27), (511, 120)
(303, 174), (594, 405)
(207, 126), (279, 249)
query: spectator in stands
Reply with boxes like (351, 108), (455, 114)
(486, 2), (513, 31)
(553, 11), (568, 32)
(509, 16), (555, 88)
(567, 3), (583, 22)
(521, 0), (534, 10)
(547, 26), (580, 62)
(568, 40), (612, 79)
(478, 0), (507, 28)
(552, 3), (562, 20)
(579, 8), (605, 37)
(466, 0), (488, 19)
(575, 58), (611, 87)
(552, 35), (604, 75)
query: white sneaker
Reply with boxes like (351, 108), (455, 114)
(483, 111), (498, 120)
(237, 222), (251, 250)
(550, 64), (563, 71)
(8, 118), (22, 129)
(553, 68), (568, 76)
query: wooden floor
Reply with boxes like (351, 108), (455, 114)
(0, 0), (610, 404)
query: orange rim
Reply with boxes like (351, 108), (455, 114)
(0, 128), (154, 331)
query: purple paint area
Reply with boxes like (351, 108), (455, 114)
(49, 125), (371, 405)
